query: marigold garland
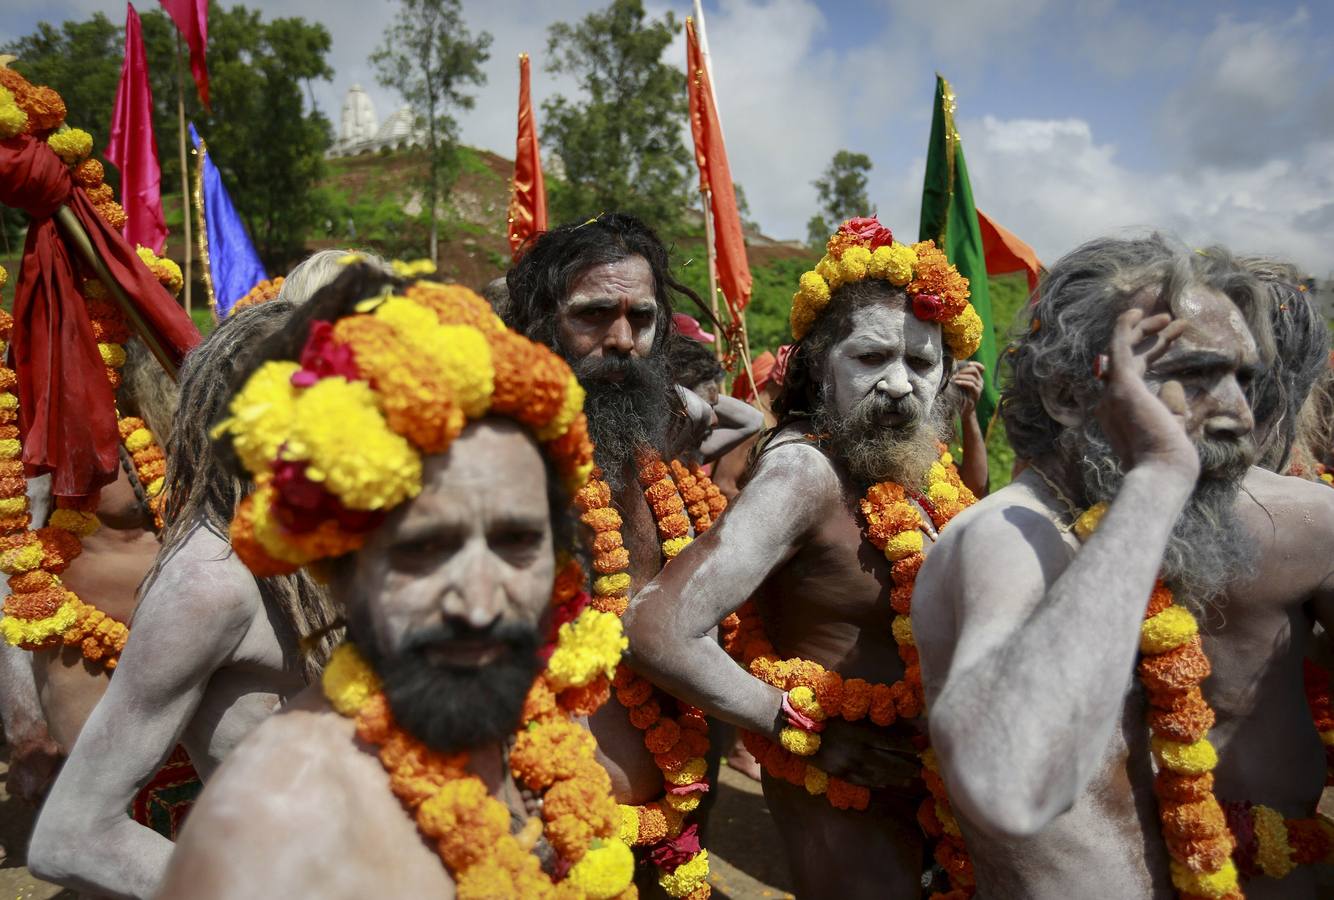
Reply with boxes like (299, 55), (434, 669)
(230, 276), (285, 315)
(721, 446), (978, 898)
(322, 626), (636, 899)
(791, 216), (983, 360)
(573, 455), (719, 899)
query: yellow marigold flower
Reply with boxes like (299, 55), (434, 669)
(0, 263), (6, 288)
(0, 438), (19, 461)
(616, 805), (641, 845)
(937, 801), (962, 838)
(50, 508), (100, 537)
(567, 840), (635, 899)
(780, 725), (821, 756)
(886, 242), (918, 286)
(943, 306), (984, 360)
(377, 300), (496, 417)
(814, 255), (844, 292)
(664, 792), (701, 813)
(545, 609), (627, 691)
(666, 757), (707, 785)
(535, 373), (585, 443)
(287, 378), (422, 511)
(1320, 729), (1334, 747)
(789, 685), (825, 721)
(884, 529), (923, 561)
(0, 598), (78, 647)
(321, 644), (381, 716)
(891, 614), (915, 647)
(1253, 804), (1295, 879)
(662, 535), (692, 558)
(1169, 860), (1239, 898)
(1140, 605), (1199, 654)
(790, 299), (818, 341)
(798, 271), (831, 309)
(0, 87), (27, 139)
(0, 497), (26, 517)
(804, 766), (829, 796)
(838, 245), (872, 282)
(658, 849), (710, 898)
(145, 476), (164, 497)
(391, 258), (437, 278)
(927, 480), (960, 506)
(926, 461), (949, 486)
(1152, 736), (1218, 775)
(213, 361), (301, 475)
(0, 392), (17, 411)
(47, 127), (92, 165)
(0, 540), (44, 574)
(593, 573), (631, 596)
(1073, 501), (1109, 541)
(940, 450), (955, 466)
(124, 427), (154, 453)
(1321, 472), (1333, 484)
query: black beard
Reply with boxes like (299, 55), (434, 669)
(353, 620), (542, 754)
(1068, 422), (1257, 612)
(814, 388), (948, 486)
(570, 353), (671, 491)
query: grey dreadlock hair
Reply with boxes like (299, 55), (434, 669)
(146, 302), (340, 681)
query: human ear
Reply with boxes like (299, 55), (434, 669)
(1038, 380), (1083, 428)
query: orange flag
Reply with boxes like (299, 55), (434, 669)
(508, 53), (547, 261)
(976, 208), (1043, 293)
(686, 17), (751, 315)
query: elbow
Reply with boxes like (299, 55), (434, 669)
(621, 592), (688, 679)
(28, 807), (80, 884)
(930, 711), (1070, 841)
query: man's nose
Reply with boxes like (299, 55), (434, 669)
(604, 314), (636, 355)
(1204, 378), (1255, 440)
(876, 363), (912, 399)
(439, 544), (506, 629)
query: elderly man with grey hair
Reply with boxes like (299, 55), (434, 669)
(913, 234), (1334, 899)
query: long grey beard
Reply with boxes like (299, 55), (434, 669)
(1064, 422), (1256, 613)
(572, 356), (672, 492)
(815, 388), (951, 487)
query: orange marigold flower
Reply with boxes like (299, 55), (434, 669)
(1148, 686), (1215, 744)
(645, 719), (681, 754)
(590, 594), (629, 617)
(9, 570), (55, 593)
(592, 530), (624, 555)
(1155, 771), (1215, 805)
(523, 678), (559, 723)
(35, 526), (82, 572)
(73, 158), (104, 187)
(840, 679), (873, 720)
(1146, 582), (1174, 617)
(1164, 832), (1234, 874)
(629, 699), (662, 730)
(616, 676), (653, 708)
(594, 547), (631, 574)
(558, 678), (610, 718)
(1139, 636), (1211, 693)
(1161, 797), (1227, 840)
(636, 803), (671, 845)
(1286, 818), (1333, 865)
(510, 719), (597, 791)
(827, 778), (870, 811)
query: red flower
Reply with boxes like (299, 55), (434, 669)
(840, 216), (894, 249)
(912, 293), (943, 321)
(292, 320), (360, 387)
(271, 459), (385, 534)
(648, 823), (702, 872)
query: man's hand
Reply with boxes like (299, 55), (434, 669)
(1094, 309), (1197, 480)
(671, 385), (715, 451)
(808, 718), (921, 791)
(7, 727), (62, 805)
(953, 361), (985, 417)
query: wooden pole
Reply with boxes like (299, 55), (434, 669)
(700, 187), (723, 363)
(174, 32), (193, 317)
(55, 206), (179, 381)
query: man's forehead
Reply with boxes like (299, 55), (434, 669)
(564, 255), (656, 305)
(842, 301), (941, 351)
(1154, 285), (1257, 363)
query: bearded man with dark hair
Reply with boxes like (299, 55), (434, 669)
(913, 234), (1334, 899)
(624, 217), (984, 897)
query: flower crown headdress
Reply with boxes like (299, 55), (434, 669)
(790, 216), (984, 360)
(213, 270), (594, 577)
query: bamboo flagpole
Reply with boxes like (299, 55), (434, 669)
(174, 31), (193, 316)
(701, 187), (723, 363)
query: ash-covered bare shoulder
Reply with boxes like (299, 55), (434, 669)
(748, 427), (844, 499)
(133, 522), (261, 626)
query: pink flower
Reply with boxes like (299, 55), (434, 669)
(291, 320), (360, 386)
(841, 216), (894, 250)
(271, 459), (384, 535)
(912, 292), (943, 321)
(648, 823), (703, 872)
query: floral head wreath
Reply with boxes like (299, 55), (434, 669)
(214, 270), (595, 577)
(790, 216), (984, 360)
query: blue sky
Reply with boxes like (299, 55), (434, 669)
(4, 0), (1331, 272)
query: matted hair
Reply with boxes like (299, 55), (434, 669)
(1238, 258), (1328, 472)
(1001, 234), (1271, 462)
(147, 302), (339, 682)
(118, 337), (180, 447)
(503, 212), (702, 356)
(279, 248), (390, 307)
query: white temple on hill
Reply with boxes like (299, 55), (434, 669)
(328, 84), (427, 158)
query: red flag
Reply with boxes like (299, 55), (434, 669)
(976, 208), (1043, 293)
(686, 17), (751, 315)
(105, 4), (167, 254)
(159, 0), (209, 108)
(507, 53), (546, 261)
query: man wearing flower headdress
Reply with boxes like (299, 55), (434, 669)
(624, 216), (986, 896)
(913, 235), (1334, 899)
(156, 264), (640, 899)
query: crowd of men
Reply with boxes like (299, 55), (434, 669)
(1, 209), (1333, 900)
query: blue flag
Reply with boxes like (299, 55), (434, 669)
(190, 123), (266, 318)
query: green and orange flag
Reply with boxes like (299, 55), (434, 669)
(919, 74), (999, 434)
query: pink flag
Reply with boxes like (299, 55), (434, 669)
(159, 0), (210, 108)
(105, 3), (167, 254)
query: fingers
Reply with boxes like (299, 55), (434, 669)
(1138, 319), (1189, 369)
(1108, 310), (1174, 383)
(1158, 380), (1188, 419)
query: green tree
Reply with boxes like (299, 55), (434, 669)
(7, 4), (335, 270)
(807, 150), (874, 247)
(371, 0), (491, 265)
(542, 0), (692, 230)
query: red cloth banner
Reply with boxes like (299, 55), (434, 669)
(508, 53), (547, 261)
(0, 133), (200, 498)
(106, 4), (168, 254)
(976, 207), (1043, 294)
(686, 17), (751, 316)
(158, 0), (209, 108)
